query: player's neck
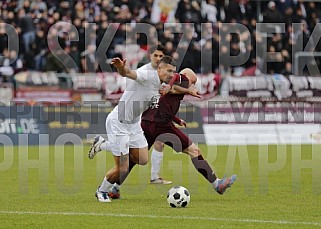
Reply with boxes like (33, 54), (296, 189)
(151, 63), (157, 69)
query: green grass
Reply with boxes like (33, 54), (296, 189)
(1, 144), (321, 228)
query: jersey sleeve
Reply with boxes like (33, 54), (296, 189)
(173, 115), (181, 124)
(135, 67), (149, 83)
(168, 73), (180, 87)
(173, 73), (189, 88)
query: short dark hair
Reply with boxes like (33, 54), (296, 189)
(159, 55), (176, 67)
(149, 44), (165, 54)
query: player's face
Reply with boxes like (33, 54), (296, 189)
(157, 63), (176, 83)
(150, 50), (164, 69)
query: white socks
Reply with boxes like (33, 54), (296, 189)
(98, 177), (113, 192)
(151, 148), (163, 180)
(99, 141), (111, 151)
(113, 183), (120, 189)
(212, 178), (219, 189)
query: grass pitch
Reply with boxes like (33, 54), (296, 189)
(0, 144), (321, 228)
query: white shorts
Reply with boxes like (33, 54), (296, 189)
(105, 112), (148, 156)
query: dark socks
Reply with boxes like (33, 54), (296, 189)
(191, 155), (217, 183)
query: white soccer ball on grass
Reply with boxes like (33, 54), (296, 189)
(167, 186), (190, 208)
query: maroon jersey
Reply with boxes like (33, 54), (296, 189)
(142, 73), (189, 124)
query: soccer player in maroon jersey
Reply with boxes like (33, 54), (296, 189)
(142, 68), (236, 194)
(108, 68), (236, 198)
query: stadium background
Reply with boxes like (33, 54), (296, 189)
(1, 0), (321, 144)
(1, 1), (321, 228)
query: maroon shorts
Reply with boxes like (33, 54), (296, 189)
(141, 120), (193, 152)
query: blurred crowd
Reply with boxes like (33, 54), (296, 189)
(1, 0), (321, 81)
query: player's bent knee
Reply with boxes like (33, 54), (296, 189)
(137, 153), (149, 165)
(130, 148), (149, 165)
(140, 149), (149, 165)
(184, 144), (201, 158)
(154, 141), (164, 151)
(139, 157), (148, 165)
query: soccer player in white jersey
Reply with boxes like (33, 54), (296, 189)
(91, 45), (172, 186)
(89, 54), (176, 203)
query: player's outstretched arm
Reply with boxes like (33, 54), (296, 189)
(111, 57), (137, 80)
(171, 84), (201, 98)
(186, 84), (201, 98)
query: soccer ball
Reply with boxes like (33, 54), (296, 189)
(167, 186), (190, 208)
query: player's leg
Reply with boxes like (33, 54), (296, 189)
(107, 153), (130, 184)
(151, 141), (164, 181)
(88, 114), (113, 159)
(141, 120), (172, 184)
(95, 131), (130, 202)
(162, 127), (218, 185)
(150, 141), (172, 184)
(165, 126), (236, 195)
(96, 153), (129, 202)
(107, 123), (149, 199)
(128, 122), (150, 165)
(183, 143), (217, 182)
(183, 143), (236, 195)
(129, 147), (148, 165)
(108, 154), (137, 199)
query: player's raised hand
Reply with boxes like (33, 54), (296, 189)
(187, 84), (201, 98)
(111, 57), (126, 69)
(111, 58), (138, 79)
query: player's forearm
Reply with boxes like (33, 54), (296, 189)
(117, 67), (137, 80)
(117, 66), (130, 77)
(170, 85), (189, 94)
(172, 84), (201, 98)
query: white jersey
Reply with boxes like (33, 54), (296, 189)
(111, 63), (160, 124)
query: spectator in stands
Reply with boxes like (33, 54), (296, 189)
(262, 1), (283, 23)
(69, 44), (81, 72)
(45, 50), (67, 73)
(266, 45), (284, 74)
(292, 6), (305, 23)
(295, 20), (313, 52)
(81, 44), (98, 73)
(33, 30), (48, 71)
(308, 2), (320, 26)
(278, 0), (295, 13)
(283, 7), (295, 27)
(30, 0), (48, 13)
(201, 39), (216, 74)
(1, 0), (321, 77)
(18, 8), (36, 53)
(296, 0), (309, 20)
(226, 0), (254, 22)
(269, 33), (283, 52)
(0, 49), (23, 82)
(0, 22), (9, 54)
(201, 0), (218, 24)
(281, 62), (293, 77)
(163, 41), (174, 56)
(5, 50), (23, 73)
(0, 49), (10, 80)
